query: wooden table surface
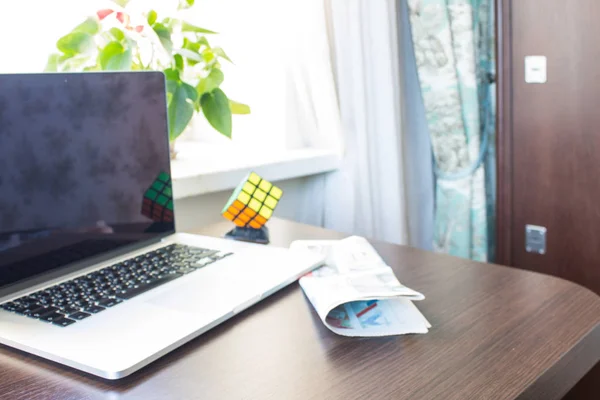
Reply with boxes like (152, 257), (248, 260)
(1, 218), (600, 400)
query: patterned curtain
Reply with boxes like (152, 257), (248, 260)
(407, 0), (496, 261)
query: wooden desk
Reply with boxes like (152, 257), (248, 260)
(1, 218), (600, 399)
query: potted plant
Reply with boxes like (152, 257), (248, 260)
(45, 0), (250, 158)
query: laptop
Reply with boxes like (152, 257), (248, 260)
(0, 72), (323, 379)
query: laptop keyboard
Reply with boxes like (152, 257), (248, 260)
(0, 244), (232, 327)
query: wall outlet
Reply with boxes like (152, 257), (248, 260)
(525, 225), (547, 254)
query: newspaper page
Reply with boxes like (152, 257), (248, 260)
(291, 236), (431, 337)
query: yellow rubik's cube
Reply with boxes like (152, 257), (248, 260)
(222, 172), (283, 229)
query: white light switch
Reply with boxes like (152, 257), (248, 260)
(525, 56), (547, 83)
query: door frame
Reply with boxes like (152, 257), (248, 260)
(496, 0), (513, 266)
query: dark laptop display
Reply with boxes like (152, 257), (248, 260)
(0, 72), (174, 290)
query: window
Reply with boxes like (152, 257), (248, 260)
(0, 0), (342, 196)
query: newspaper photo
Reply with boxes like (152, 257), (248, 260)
(291, 236), (431, 337)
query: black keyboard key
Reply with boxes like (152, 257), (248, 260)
(52, 318), (76, 327)
(69, 311), (91, 320)
(39, 312), (65, 322)
(86, 293), (100, 301)
(1, 302), (17, 311)
(101, 289), (118, 297)
(74, 300), (92, 309)
(61, 306), (81, 315)
(116, 273), (182, 300)
(9, 305), (25, 314)
(21, 305), (46, 316)
(85, 305), (105, 314)
(97, 298), (122, 307)
(32, 306), (59, 318)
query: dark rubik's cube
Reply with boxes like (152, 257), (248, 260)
(142, 171), (174, 222)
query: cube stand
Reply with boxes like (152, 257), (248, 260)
(225, 225), (270, 244)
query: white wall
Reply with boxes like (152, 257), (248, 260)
(174, 176), (316, 232)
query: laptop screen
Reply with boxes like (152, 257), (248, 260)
(0, 72), (175, 291)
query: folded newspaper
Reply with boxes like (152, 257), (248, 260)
(290, 236), (431, 337)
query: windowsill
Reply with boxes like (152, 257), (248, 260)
(171, 142), (341, 199)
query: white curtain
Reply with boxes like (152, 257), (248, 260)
(398, 0), (435, 250)
(283, 0), (421, 246)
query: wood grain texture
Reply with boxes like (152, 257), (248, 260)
(1, 218), (600, 399)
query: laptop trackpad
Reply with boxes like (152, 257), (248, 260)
(144, 261), (259, 316)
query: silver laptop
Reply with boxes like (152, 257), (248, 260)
(0, 72), (323, 379)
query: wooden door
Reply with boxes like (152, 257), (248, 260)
(497, 0), (600, 397)
(498, 0), (600, 293)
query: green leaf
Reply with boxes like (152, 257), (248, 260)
(164, 68), (180, 81)
(182, 37), (201, 52)
(153, 23), (173, 53)
(197, 36), (210, 49)
(168, 83), (195, 141)
(109, 27), (125, 42)
(60, 55), (93, 71)
(57, 32), (95, 55)
(201, 49), (215, 64)
(213, 47), (232, 63)
(201, 88), (232, 138)
(181, 39), (206, 66)
(196, 68), (224, 94)
(99, 41), (123, 69)
(182, 82), (198, 102)
(166, 79), (178, 96)
(73, 17), (100, 35)
(181, 21), (217, 34)
(147, 10), (157, 26)
(99, 41), (132, 70)
(229, 100), (251, 115)
(174, 54), (184, 72)
(177, 48), (202, 62)
(44, 54), (60, 72)
(107, 48), (132, 70)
